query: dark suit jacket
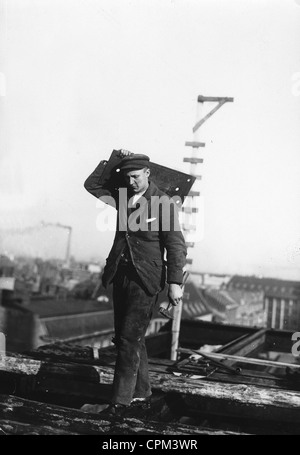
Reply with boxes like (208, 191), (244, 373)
(84, 161), (187, 295)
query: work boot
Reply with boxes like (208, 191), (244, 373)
(130, 396), (151, 409)
(80, 403), (110, 414)
(100, 403), (130, 417)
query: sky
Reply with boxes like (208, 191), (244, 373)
(0, 0), (300, 280)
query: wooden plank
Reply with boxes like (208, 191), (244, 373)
(2, 354), (298, 409)
(188, 190), (200, 197)
(193, 101), (225, 132)
(178, 348), (300, 371)
(193, 99), (231, 133)
(27, 344), (176, 372)
(24, 346), (290, 389)
(183, 157), (204, 164)
(26, 332), (172, 366)
(214, 333), (253, 354)
(29, 343), (113, 365)
(2, 355), (300, 424)
(0, 354), (173, 405)
(197, 96), (234, 103)
(0, 395), (247, 435)
(23, 343), (300, 392)
(185, 141), (206, 148)
(0, 419), (77, 435)
(172, 357), (296, 390)
(178, 365), (285, 388)
(217, 329), (266, 356)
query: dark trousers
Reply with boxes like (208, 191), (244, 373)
(111, 263), (158, 406)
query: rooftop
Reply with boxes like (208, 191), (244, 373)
(26, 297), (112, 318)
(228, 275), (300, 299)
(1, 320), (300, 435)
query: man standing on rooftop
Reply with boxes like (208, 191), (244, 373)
(84, 149), (187, 415)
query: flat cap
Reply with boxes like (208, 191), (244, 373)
(118, 153), (150, 171)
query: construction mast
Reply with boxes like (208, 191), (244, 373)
(170, 95), (234, 361)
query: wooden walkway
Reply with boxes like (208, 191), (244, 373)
(1, 338), (300, 435)
(0, 394), (247, 435)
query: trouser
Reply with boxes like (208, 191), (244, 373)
(111, 263), (158, 406)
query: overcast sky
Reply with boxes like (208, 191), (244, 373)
(0, 0), (300, 280)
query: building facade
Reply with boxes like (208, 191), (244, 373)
(227, 275), (300, 330)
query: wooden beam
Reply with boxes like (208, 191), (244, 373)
(214, 333), (253, 354)
(192, 96), (234, 133)
(193, 100), (227, 133)
(3, 353), (300, 431)
(3, 354), (300, 424)
(217, 329), (266, 357)
(28, 325), (296, 369)
(29, 332), (172, 366)
(185, 141), (206, 148)
(27, 345), (174, 374)
(0, 395), (247, 435)
(175, 363), (290, 390)
(0, 419), (77, 435)
(25, 344), (290, 390)
(197, 96), (234, 103)
(13, 346), (300, 394)
(183, 157), (204, 164)
(188, 190), (200, 197)
(178, 348), (300, 371)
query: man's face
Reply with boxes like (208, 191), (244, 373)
(123, 167), (150, 194)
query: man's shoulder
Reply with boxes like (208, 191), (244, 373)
(148, 180), (169, 198)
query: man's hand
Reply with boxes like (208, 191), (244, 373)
(118, 149), (133, 158)
(168, 283), (183, 307)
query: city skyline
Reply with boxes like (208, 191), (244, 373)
(0, 0), (300, 281)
